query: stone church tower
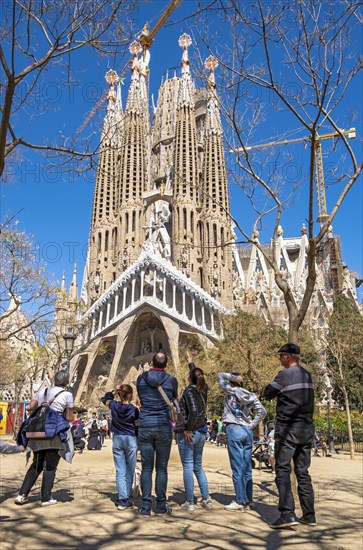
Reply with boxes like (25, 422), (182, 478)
(71, 36), (233, 405)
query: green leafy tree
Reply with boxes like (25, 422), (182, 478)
(327, 295), (363, 459)
(180, 311), (320, 418)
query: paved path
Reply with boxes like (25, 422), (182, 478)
(0, 439), (362, 550)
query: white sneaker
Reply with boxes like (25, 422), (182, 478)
(199, 498), (213, 510)
(224, 500), (246, 511)
(40, 499), (57, 507)
(14, 495), (28, 505)
(180, 501), (195, 511)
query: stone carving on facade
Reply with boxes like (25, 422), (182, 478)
(245, 286), (257, 304)
(140, 339), (151, 355)
(211, 262), (221, 298)
(165, 165), (173, 190)
(94, 270), (101, 293)
(180, 246), (189, 274)
(232, 272), (244, 308)
(144, 201), (171, 260)
(122, 247), (131, 270)
(342, 265), (353, 297)
(256, 271), (271, 303)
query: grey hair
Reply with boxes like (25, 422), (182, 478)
(54, 370), (69, 387)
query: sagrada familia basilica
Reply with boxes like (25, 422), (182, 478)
(52, 35), (359, 406)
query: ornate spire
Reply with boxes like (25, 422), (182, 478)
(178, 34), (195, 106)
(205, 55), (218, 89)
(179, 33), (192, 75)
(61, 271), (66, 291)
(126, 41), (142, 113)
(204, 56), (222, 135)
(105, 69), (118, 116)
(68, 264), (78, 303)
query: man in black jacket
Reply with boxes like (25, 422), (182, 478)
(263, 343), (316, 529)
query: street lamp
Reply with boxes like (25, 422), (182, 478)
(63, 327), (76, 373)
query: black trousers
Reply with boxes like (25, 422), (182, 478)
(19, 448), (61, 502)
(274, 426), (315, 520)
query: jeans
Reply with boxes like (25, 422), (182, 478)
(274, 426), (315, 520)
(112, 435), (138, 504)
(138, 426), (173, 513)
(177, 431), (209, 502)
(19, 449), (61, 502)
(226, 423), (253, 505)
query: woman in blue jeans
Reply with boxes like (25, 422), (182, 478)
(101, 385), (139, 510)
(177, 367), (212, 511)
(217, 372), (266, 511)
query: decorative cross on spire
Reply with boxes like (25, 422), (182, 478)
(105, 69), (118, 86)
(205, 56), (218, 89)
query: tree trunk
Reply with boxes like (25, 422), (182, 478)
(342, 381), (355, 460)
(0, 79), (15, 178)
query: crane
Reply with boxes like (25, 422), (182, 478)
(139, 0), (182, 52)
(230, 128), (356, 224)
(76, 0), (182, 134)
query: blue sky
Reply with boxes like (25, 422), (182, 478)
(1, 1), (362, 301)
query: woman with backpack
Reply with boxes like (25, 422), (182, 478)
(14, 370), (74, 507)
(176, 366), (212, 511)
(101, 384), (139, 510)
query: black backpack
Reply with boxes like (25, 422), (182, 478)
(25, 388), (65, 439)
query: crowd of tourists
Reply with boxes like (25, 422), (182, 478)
(6, 342), (316, 528)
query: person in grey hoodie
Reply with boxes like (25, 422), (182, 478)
(218, 372), (266, 511)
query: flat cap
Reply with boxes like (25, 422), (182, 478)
(278, 343), (300, 355)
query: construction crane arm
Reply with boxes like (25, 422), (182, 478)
(229, 128), (356, 154)
(140, 0), (182, 50)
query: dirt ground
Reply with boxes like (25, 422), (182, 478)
(0, 437), (362, 550)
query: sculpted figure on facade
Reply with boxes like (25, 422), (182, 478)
(211, 262), (221, 298)
(232, 272), (244, 309)
(144, 201), (171, 260)
(342, 265), (353, 298)
(94, 270), (101, 293)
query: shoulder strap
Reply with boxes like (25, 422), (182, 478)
(157, 385), (173, 409)
(47, 389), (66, 406)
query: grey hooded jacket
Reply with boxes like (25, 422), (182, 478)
(218, 373), (266, 430)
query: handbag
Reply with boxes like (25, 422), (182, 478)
(25, 388), (65, 439)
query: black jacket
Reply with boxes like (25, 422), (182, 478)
(179, 384), (207, 432)
(263, 364), (314, 427)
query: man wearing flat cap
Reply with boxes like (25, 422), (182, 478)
(263, 343), (316, 529)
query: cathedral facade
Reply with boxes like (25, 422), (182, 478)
(65, 35), (360, 406)
(69, 36), (234, 405)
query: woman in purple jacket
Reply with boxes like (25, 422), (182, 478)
(101, 384), (139, 510)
